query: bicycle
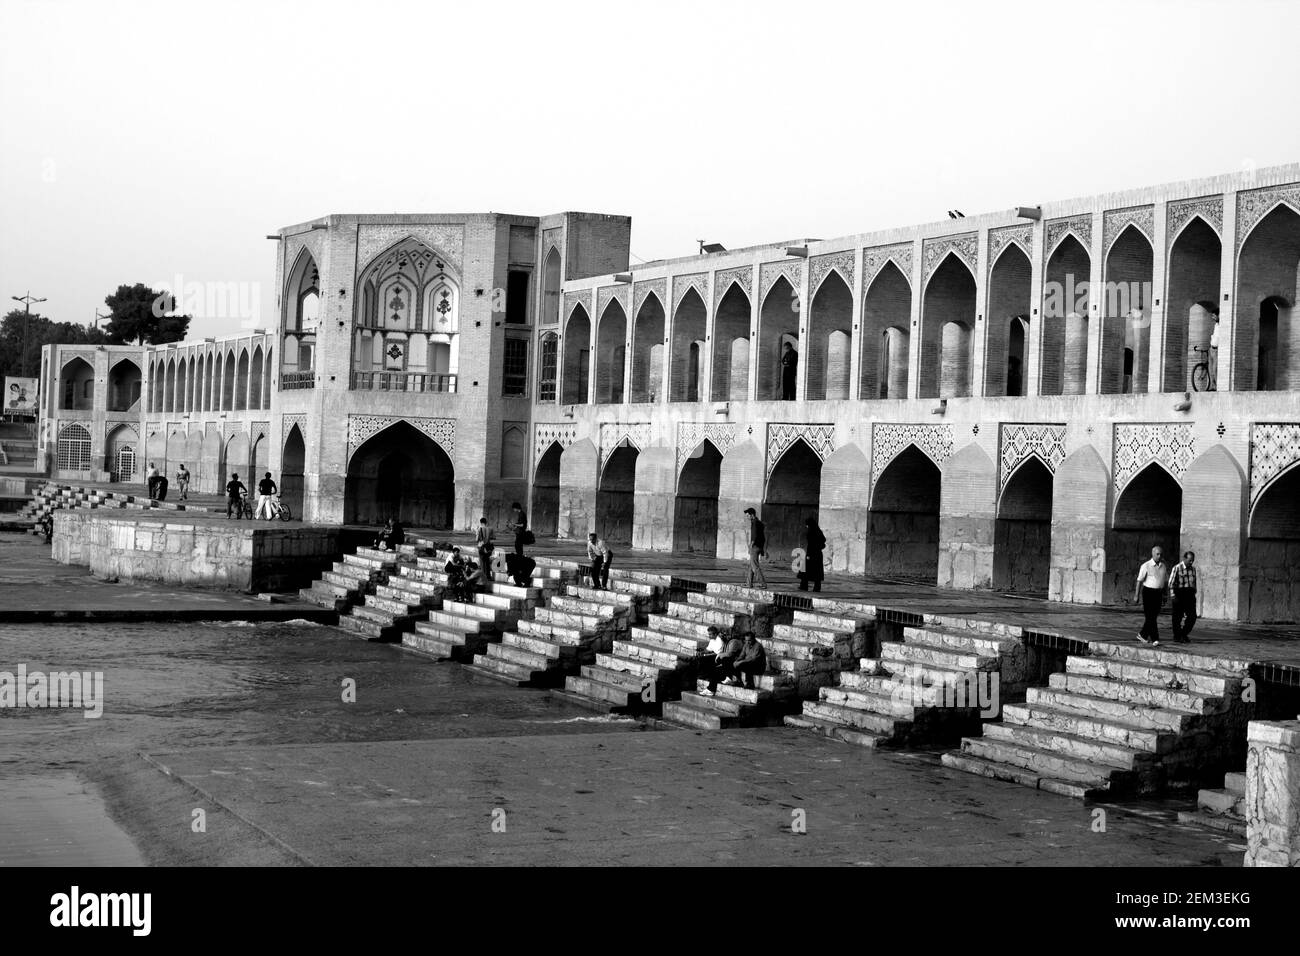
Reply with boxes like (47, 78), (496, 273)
(247, 493), (292, 521)
(1190, 344), (1217, 392)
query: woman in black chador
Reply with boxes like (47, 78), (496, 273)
(798, 516), (826, 592)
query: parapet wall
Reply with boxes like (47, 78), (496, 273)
(52, 511), (348, 592)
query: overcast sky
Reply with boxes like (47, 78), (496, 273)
(2, 0), (1298, 340)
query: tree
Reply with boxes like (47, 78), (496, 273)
(0, 309), (110, 381)
(103, 283), (191, 345)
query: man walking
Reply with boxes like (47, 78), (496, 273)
(743, 507), (768, 588)
(175, 463), (190, 501)
(586, 532), (612, 589)
(225, 473), (247, 520)
(1168, 550), (1200, 644)
(255, 472), (278, 519)
(1133, 545), (1169, 645)
(146, 462), (160, 500)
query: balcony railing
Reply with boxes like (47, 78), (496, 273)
(281, 371), (317, 390)
(350, 371), (457, 394)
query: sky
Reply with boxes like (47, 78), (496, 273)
(2, 0), (1299, 340)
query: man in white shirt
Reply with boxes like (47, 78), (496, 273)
(586, 532), (612, 589)
(1133, 545), (1169, 645)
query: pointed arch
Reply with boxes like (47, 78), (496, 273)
(284, 247), (321, 333)
(670, 286), (707, 402)
(861, 261), (911, 399)
(595, 299), (627, 404)
(763, 437), (822, 562)
(1042, 233), (1091, 396)
(1102, 223), (1154, 394)
(630, 291), (665, 403)
(711, 283), (751, 402)
(759, 276), (799, 400)
(1234, 203), (1300, 390)
(807, 270), (852, 400)
(107, 358), (142, 411)
(984, 242), (1032, 396)
(532, 439), (564, 536)
(869, 444), (941, 581)
(674, 438), (723, 554)
(562, 303), (591, 404)
(921, 252), (976, 399)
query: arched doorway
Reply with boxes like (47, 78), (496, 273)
(1164, 216), (1222, 391)
(673, 440), (723, 554)
(807, 271), (852, 400)
(985, 243), (1032, 396)
(1244, 464), (1300, 621)
(670, 288), (706, 402)
(630, 292), (665, 403)
(993, 457), (1053, 593)
(1107, 463), (1182, 601)
(1234, 203), (1300, 390)
(596, 444), (638, 545)
(758, 276), (798, 400)
(595, 301), (627, 403)
(868, 445), (941, 581)
(532, 442), (562, 536)
(764, 439), (821, 564)
(344, 421), (454, 527)
(711, 283), (751, 401)
(1042, 233), (1090, 395)
(281, 425), (306, 517)
(562, 305), (591, 404)
(922, 253), (976, 398)
(861, 261), (911, 399)
(1103, 225), (1154, 394)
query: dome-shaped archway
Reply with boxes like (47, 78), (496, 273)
(344, 421), (455, 527)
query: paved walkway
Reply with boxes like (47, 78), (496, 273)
(437, 532), (1300, 671)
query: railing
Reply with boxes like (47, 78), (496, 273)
(281, 371), (317, 390)
(350, 371), (457, 394)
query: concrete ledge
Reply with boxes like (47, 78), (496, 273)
(51, 511), (366, 592)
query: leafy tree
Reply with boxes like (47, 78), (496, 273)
(103, 283), (191, 345)
(0, 310), (110, 381)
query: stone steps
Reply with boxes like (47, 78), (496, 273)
(1178, 770), (1247, 835)
(943, 643), (1253, 799)
(786, 619), (1016, 749)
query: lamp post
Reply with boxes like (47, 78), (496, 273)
(11, 292), (47, 378)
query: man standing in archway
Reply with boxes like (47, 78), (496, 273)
(1133, 545), (1168, 645)
(781, 342), (798, 400)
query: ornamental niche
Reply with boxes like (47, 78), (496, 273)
(353, 238), (461, 379)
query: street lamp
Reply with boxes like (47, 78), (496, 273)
(11, 291), (47, 379)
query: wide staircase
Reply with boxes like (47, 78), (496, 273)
(786, 616), (1027, 749)
(10, 481), (217, 534)
(659, 586), (870, 730)
(942, 641), (1254, 799)
(463, 565), (655, 686)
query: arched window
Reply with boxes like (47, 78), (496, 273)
(56, 424), (92, 472)
(353, 239), (460, 390)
